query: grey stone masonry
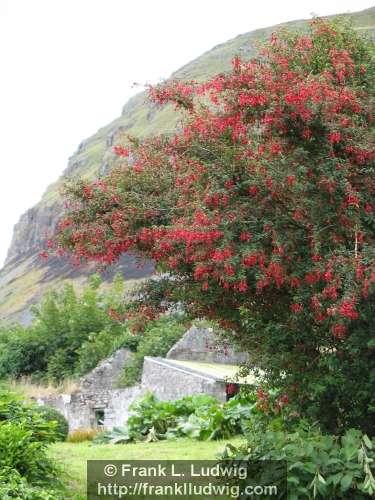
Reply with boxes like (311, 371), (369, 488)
(36, 326), (248, 432)
(38, 385), (145, 431)
(167, 326), (248, 365)
(142, 357), (227, 402)
(80, 348), (134, 391)
(37, 348), (141, 432)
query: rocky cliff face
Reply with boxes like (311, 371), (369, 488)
(5, 202), (64, 266)
(1, 7), (374, 323)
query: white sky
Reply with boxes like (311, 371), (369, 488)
(0, 0), (373, 267)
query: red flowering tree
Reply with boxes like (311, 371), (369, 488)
(56, 20), (375, 432)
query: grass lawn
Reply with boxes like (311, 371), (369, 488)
(49, 437), (245, 499)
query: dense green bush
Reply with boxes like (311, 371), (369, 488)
(302, 326), (375, 435)
(0, 391), (63, 497)
(0, 276), (190, 386)
(0, 421), (58, 485)
(94, 391), (257, 444)
(0, 325), (49, 380)
(0, 467), (62, 500)
(127, 393), (218, 438)
(0, 390), (61, 444)
(75, 329), (120, 376)
(119, 316), (187, 387)
(33, 406), (69, 442)
(0, 275), (130, 383)
(221, 423), (375, 499)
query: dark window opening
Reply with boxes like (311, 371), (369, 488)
(94, 409), (105, 428)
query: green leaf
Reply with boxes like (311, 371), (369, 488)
(326, 472), (343, 486)
(318, 473), (326, 485)
(340, 474), (353, 491)
(363, 434), (373, 450)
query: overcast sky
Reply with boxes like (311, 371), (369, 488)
(0, 0), (373, 267)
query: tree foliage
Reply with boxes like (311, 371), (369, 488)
(55, 20), (375, 432)
(0, 275), (128, 382)
(222, 425), (375, 498)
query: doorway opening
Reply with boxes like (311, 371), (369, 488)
(94, 408), (105, 428)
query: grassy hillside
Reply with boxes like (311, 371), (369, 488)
(1, 7), (374, 323)
(38, 6), (375, 207)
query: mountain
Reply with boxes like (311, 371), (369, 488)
(1, 7), (374, 324)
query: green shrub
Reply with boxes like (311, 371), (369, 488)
(94, 392), (257, 444)
(0, 467), (62, 500)
(119, 316), (187, 387)
(175, 393), (258, 441)
(93, 425), (132, 445)
(0, 421), (58, 486)
(0, 391), (63, 495)
(221, 424), (375, 499)
(128, 393), (218, 437)
(0, 325), (48, 379)
(75, 324), (144, 377)
(34, 406), (69, 442)
(45, 347), (78, 383)
(0, 274), (128, 384)
(116, 330), (141, 352)
(118, 359), (143, 387)
(0, 390), (60, 444)
(75, 330), (119, 376)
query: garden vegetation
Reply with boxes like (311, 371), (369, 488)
(0, 390), (67, 498)
(56, 19), (374, 435)
(0, 275), (188, 385)
(1, 16), (372, 498)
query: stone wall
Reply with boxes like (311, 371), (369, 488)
(37, 348), (141, 431)
(166, 326), (248, 365)
(38, 385), (145, 431)
(79, 348), (134, 391)
(142, 357), (227, 402)
(103, 386), (146, 429)
(36, 328), (246, 432)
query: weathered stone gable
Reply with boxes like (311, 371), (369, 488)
(37, 348), (142, 431)
(166, 326), (248, 365)
(79, 348), (134, 391)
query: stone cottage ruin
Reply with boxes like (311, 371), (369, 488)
(37, 326), (252, 432)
